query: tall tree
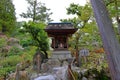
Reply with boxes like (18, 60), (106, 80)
(20, 0), (52, 23)
(61, 3), (92, 66)
(90, 0), (120, 79)
(20, 0), (52, 58)
(0, 0), (16, 35)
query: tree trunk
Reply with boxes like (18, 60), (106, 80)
(44, 51), (48, 59)
(117, 17), (120, 35)
(75, 35), (79, 67)
(75, 48), (79, 66)
(2, 25), (7, 33)
(90, 0), (120, 80)
(33, 0), (37, 22)
(118, 22), (120, 35)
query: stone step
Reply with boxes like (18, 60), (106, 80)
(51, 50), (72, 59)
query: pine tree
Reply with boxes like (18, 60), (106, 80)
(20, 0), (52, 59)
(20, 0), (52, 23)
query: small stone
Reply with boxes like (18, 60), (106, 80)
(82, 77), (88, 80)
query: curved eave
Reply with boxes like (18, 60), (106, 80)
(45, 28), (78, 35)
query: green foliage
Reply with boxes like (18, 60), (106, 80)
(0, 68), (6, 78)
(62, 3), (92, 28)
(104, 0), (120, 38)
(0, 37), (7, 48)
(61, 17), (81, 28)
(8, 46), (22, 56)
(68, 22), (101, 52)
(78, 4), (92, 21)
(0, 46), (37, 78)
(22, 21), (49, 52)
(82, 53), (108, 69)
(0, 55), (21, 67)
(22, 46), (37, 61)
(11, 21), (26, 37)
(20, 0), (52, 22)
(62, 4), (104, 70)
(105, 0), (120, 17)
(20, 39), (32, 47)
(72, 71), (79, 80)
(67, 3), (81, 16)
(0, 66), (16, 79)
(80, 22), (102, 49)
(83, 67), (111, 80)
(13, 22), (32, 47)
(79, 51), (110, 79)
(0, 0), (16, 35)
(62, 3), (101, 52)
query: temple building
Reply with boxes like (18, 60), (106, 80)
(45, 22), (77, 50)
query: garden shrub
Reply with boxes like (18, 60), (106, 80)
(0, 37), (7, 48)
(0, 55), (21, 67)
(8, 46), (22, 56)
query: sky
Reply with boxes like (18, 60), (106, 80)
(13, 0), (87, 22)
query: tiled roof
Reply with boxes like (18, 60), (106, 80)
(46, 22), (74, 29)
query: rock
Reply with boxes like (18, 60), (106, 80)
(34, 75), (55, 80)
(54, 66), (68, 80)
(7, 38), (19, 46)
(29, 73), (38, 80)
(41, 63), (49, 73)
(82, 77), (88, 80)
(33, 50), (46, 73)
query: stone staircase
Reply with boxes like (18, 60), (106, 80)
(51, 50), (72, 59)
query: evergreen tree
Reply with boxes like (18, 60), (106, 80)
(20, 0), (52, 59)
(0, 0), (16, 35)
(20, 0), (52, 23)
(61, 3), (93, 66)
